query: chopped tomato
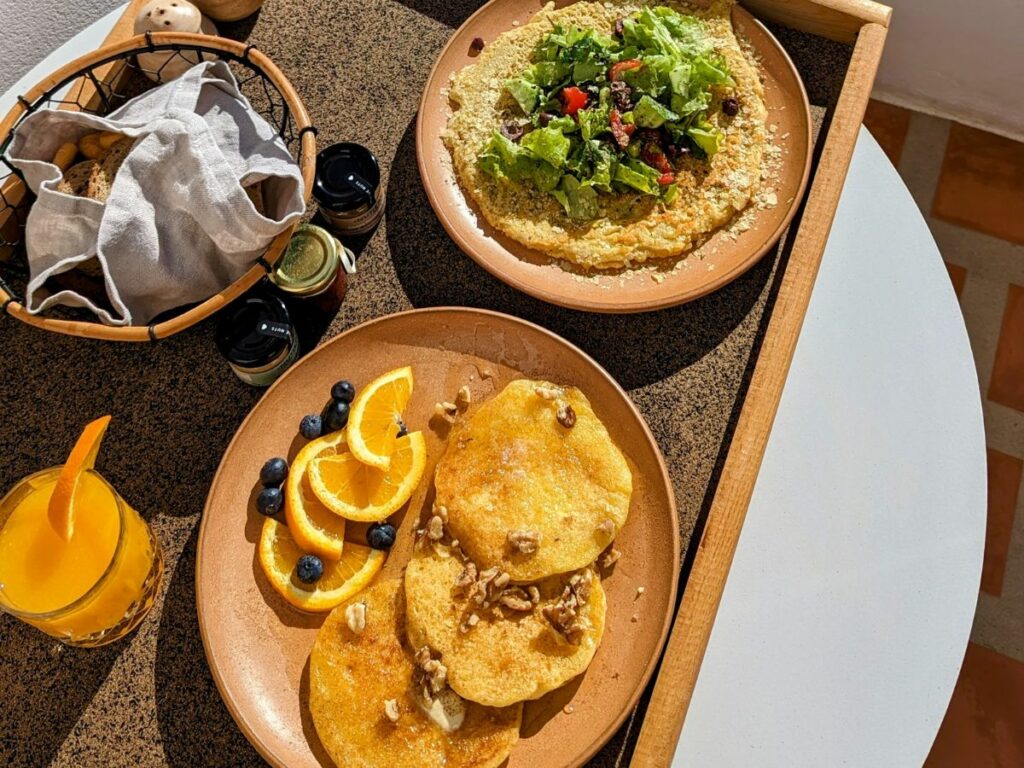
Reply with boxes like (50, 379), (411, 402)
(609, 109), (635, 149)
(559, 86), (588, 117)
(609, 59), (643, 82)
(658, 172), (675, 186)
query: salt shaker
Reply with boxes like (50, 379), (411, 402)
(134, 0), (218, 82)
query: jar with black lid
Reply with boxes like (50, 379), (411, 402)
(215, 290), (299, 387)
(313, 143), (385, 237)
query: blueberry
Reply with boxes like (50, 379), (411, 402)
(299, 414), (323, 440)
(367, 522), (397, 550)
(257, 487), (283, 516)
(331, 380), (356, 403)
(321, 400), (350, 433)
(396, 418), (408, 439)
(260, 457), (288, 487)
(296, 554), (324, 584)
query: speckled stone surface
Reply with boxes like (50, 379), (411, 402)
(0, 3), (852, 766)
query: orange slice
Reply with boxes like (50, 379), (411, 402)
(308, 431), (426, 522)
(285, 432), (349, 560)
(347, 366), (413, 470)
(258, 518), (384, 612)
(47, 415), (111, 541)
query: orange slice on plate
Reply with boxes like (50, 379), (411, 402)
(285, 431), (349, 561)
(346, 366), (413, 470)
(308, 431), (426, 522)
(258, 518), (384, 612)
(47, 415), (111, 541)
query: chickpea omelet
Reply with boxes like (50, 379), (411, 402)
(444, 0), (767, 269)
(434, 379), (632, 582)
(309, 580), (522, 768)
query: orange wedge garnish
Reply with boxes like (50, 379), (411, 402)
(48, 415), (111, 541)
(346, 366), (413, 470)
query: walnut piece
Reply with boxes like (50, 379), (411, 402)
(556, 402), (577, 429)
(426, 515), (445, 541)
(459, 612), (480, 633)
(414, 646), (448, 696)
(345, 602), (366, 634)
(456, 385), (472, 407)
(507, 529), (541, 555)
(534, 384), (564, 401)
(434, 401), (458, 422)
(383, 699), (400, 723)
(542, 571), (593, 645)
(499, 587), (534, 612)
(597, 519), (615, 537)
(600, 547), (622, 569)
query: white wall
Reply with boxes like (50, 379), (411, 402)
(874, 0), (1024, 141)
(0, 0), (124, 95)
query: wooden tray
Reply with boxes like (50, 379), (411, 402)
(0, 1), (889, 766)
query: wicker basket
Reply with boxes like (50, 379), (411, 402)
(0, 32), (316, 342)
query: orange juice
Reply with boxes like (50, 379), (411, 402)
(0, 468), (162, 646)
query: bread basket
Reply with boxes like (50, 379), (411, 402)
(0, 32), (316, 342)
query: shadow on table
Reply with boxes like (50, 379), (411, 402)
(154, 524), (264, 767)
(393, 0), (480, 28)
(385, 117), (773, 391)
(0, 618), (124, 766)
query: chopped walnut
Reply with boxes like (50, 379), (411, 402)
(434, 401), (458, 422)
(636, 586), (646, 597)
(383, 699), (400, 723)
(414, 646), (448, 696)
(426, 515), (444, 541)
(527, 585), (541, 604)
(434, 505), (449, 524)
(499, 587), (534, 612)
(456, 385), (472, 407)
(459, 612), (480, 633)
(556, 402), (577, 429)
(600, 547), (622, 569)
(597, 519), (615, 537)
(534, 384), (564, 401)
(563, 704), (575, 715)
(345, 602), (366, 634)
(542, 571), (593, 645)
(453, 561), (478, 596)
(507, 529), (541, 555)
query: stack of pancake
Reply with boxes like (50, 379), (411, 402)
(309, 379), (633, 768)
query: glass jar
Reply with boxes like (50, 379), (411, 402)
(270, 224), (355, 349)
(215, 291), (299, 387)
(313, 143), (385, 236)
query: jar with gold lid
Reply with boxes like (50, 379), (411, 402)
(270, 224), (355, 348)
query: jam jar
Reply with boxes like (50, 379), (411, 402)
(270, 224), (354, 349)
(215, 290), (299, 387)
(312, 143), (385, 237)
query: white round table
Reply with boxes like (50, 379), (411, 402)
(676, 129), (986, 767)
(2, 13), (987, 767)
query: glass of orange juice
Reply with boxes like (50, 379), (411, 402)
(0, 462), (163, 647)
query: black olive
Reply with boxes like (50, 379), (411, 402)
(470, 37), (485, 52)
(614, 17), (625, 38)
(538, 111), (556, 127)
(499, 121), (526, 142)
(722, 96), (740, 116)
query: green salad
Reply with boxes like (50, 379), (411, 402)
(478, 6), (739, 221)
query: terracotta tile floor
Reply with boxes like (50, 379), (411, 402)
(864, 100), (1024, 766)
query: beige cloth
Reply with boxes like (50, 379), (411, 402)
(8, 61), (305, 326)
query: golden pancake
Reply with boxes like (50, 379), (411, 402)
(309, 580), (522, 768)
(404, 545), (606, 707)
(444, 0), (767, 269)
(435, 379), (631, 581)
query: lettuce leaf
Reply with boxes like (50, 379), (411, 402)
(505, 78), (541, 114)
(551, 174), (599, 220)
(520, 125), (572, 168)
(633, 95), (680, 128)
(614, 158), (662, 195)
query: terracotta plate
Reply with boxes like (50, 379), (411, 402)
(417, 1), (812, 313)
(197, 308), (680, 768)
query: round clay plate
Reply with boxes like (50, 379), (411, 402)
(417, 1), (812, 313)
(198, 308), (680, 768)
